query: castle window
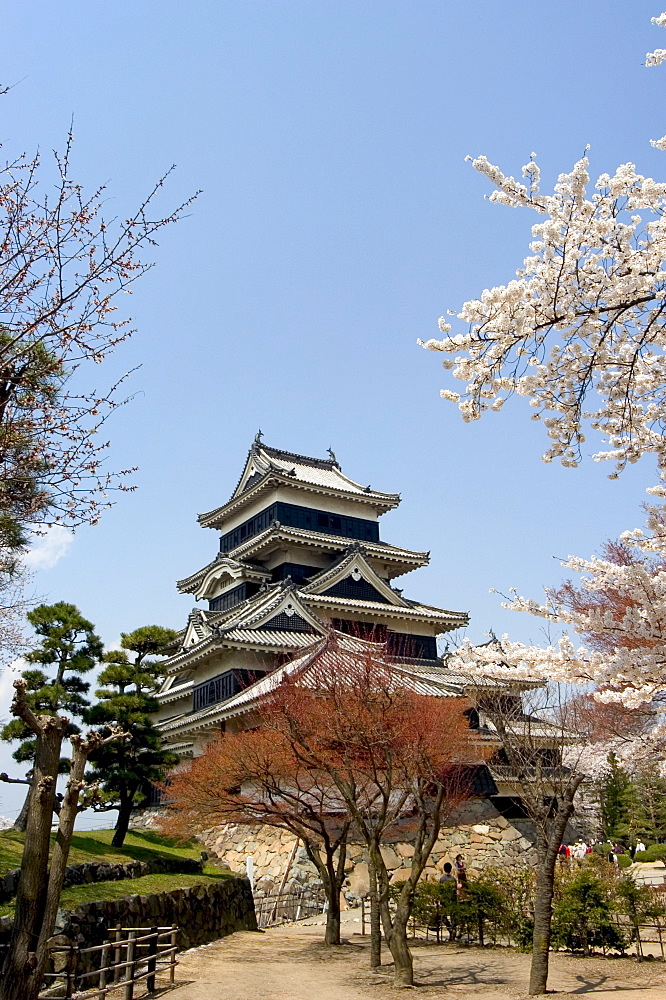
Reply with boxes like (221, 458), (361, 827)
(220, 502), (379, 553)
(192, 668), (264, 712)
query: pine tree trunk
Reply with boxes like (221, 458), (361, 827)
(32, 736), (91, 985)
(0, 715), (67, 1000)
(12, 787), (30, 832)
(112, 787), (137, 848)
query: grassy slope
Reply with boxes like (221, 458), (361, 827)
(0, 828), (202, 878)
(0, 829), (233, 918)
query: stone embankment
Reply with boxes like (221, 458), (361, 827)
(0, 856), (203, 903)
(202, 799), (539, 898)
(0, 877), (256, 979)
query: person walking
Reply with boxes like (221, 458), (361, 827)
(438, 863), (458, 941)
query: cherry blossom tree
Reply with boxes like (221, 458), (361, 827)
(420, 12), (666, 480)
(0, 127), (196, 659)
(421, 7), (666, 736)
(452, 505), (666, 721)
(456, 669), (586, 996)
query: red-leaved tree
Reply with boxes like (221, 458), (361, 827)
(262, 633), (480, 987)
(161, 726), (352, 946)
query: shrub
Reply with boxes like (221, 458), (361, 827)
(634, 845), (666, 864)
(552, 869), (628, 956)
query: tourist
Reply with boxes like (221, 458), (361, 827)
(454, 854), (467, 886)
(439, 862), (457, 892)
(636, 840), (646, 854)
(439, 862), (458, 941)
(572, 841), (587, 860)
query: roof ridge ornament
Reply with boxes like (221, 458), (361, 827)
(327, 446), (339, 467)
(252, 429), (263, 451)
(345, 541), (365, 554)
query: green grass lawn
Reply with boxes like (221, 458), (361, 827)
(0, 829), (235, 919)
(0, 828), (203, 880)
(0, 870), (232, 918)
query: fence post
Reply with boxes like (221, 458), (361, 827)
(113, 925), (123, 983)
(123, 931), (136, 1000)
(146, 927), (158, 993)
(170, 925), (177, 984)
(97, 943), (109, 1000)
(64, 944), (79, 1000)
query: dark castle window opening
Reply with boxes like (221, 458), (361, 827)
(192, 668), (263, 712)
(271, 563), (318, 584)
(330, 620), (437, 660)
(220, 502), (380, 553)
(331, 619), (388, 641)
(324, 575), (390, 603)
(262, 612), (316, 633)
(208, 582), (259, 613)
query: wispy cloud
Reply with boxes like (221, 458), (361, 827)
(22, 527), (74, 571)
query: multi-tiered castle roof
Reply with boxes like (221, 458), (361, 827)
(154, 437), (468, 754)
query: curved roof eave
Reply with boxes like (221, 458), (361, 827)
(198, 473), (400, 528)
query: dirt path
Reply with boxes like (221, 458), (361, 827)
(169, 911), (666, 1000)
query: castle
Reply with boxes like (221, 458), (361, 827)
(154, 435), (468, 753)
(149, 438), (578, 884)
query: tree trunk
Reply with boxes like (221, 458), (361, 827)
(529, 850), (557, 996)
(32, 736), (90, 987)
(0, 715), (67, 1000)
(324, 892), (341, 946)
(112, 786), (137, 848)
(368, 853), (382, 968)
(528, 785), (582, 996)
(372, 846), (415, 986)
(302, 835), (346, 947)
(387, 895), (414, 987)
(324, 837), (347, 947)
(12, 786), (30, 832)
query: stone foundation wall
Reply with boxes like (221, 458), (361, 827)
(202, 798), (541, 900)
(0, 877), (256, 980)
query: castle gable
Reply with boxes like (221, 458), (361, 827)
(302, 547), (408, 607)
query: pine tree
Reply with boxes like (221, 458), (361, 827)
(85, 625), (178, 847)
(599, 752), (633, 843)
(629, 764), (666, 843)
(0, 602), (102, 830)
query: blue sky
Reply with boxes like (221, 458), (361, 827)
(1, 1), (664, 822)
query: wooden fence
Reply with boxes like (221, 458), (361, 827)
(253, 889), (324, 928)
(371, 903), (666, 958)
(38, 925), (178, 1000)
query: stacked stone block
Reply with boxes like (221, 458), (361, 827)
(203, 799), (539, 899)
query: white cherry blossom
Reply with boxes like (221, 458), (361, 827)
(450, 503), (666, 723)
(420, 13), (666, 478)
